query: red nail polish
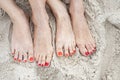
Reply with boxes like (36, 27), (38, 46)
(14, 58), (17, 60)
(41, 64), (44, 67)
(73, 50), (76, 53)
(58, 52), (63, 56)
(29, 57), (34, 62)
(24, 60), (27, 62)
(18, 59), (21, 62)
(38, 64), (41, 66)
(65, 54), (69, 57)
(85, 52), (89, 56)
(72, 50), (76, 54)
(45, 62), (49, 67)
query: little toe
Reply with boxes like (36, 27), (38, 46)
(41, 56), (46, 67)
(14, 50), (19, 61)
(78, 44), (88, 56)
(64, 48), (69, 57)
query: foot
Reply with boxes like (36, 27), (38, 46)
(47, 0), (76, 57)
(56, 16), (76, 57)
(11, 10), (34, 62)
(70, 0), (96, 56)
(30, 0), (53, 67)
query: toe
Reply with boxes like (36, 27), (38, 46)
(23, 53), (27, 62)
(28, 50), (34, 62)
(35, 53), (39, 63)
(41, 55), (46, 67)
(45, 55), (52, 67)
(85, 43), (93, 55)
(92, 43), (96, 51)
(14, 50), (19, 61)
(69, 45), (75, 56)
(78, 44), (88, 56)
(18, 52), (22, 62)
(38, 55), (42, 67)
(56, 45), (63, 57)
(72, 45), (76, 54)
(64, 45), (70, 57)
(11, 48), (15, 55)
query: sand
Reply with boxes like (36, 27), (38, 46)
(0, 0), (120, 80)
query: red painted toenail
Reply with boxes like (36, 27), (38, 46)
(65, 54), (69, 57)
(58, 52), (63, 56)
(85, 52), (89, 56)
(14, 58), (17, 60)
(94, 47), (96, 49)
(93, 49), (96, 52)
(73, 50), (76, 53)
(38, 64), (41, 66)
(41, 64), (44, 67)
(24, 60), (27, 62)
(29, 57), (34, 62)
(18, 59), (21, 62)
(45, 62), (49, 67)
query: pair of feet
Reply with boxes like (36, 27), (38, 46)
(11, 0), (96, 67)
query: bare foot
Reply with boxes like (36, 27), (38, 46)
(70, 0), (96, 56)
(0, 0), (34, 62)
(11, 9), (34, 62)
(29, 0), (53, 67)
(47, 0), (76, 57)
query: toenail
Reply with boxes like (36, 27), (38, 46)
(45, 62), (50, 67)
(24, 60), (27, 62)
(65, 54), (69, 57)
(18, 59), (21, 62)
(73, 50), (76, 53)
(38, 64), (41, 67)
(57, 52), (63, 56)
(93, 49), (96, 52)
(72, 50), (76, 54)
(85, 52), (89, 56)
(41, 64), (44, 67)
(14, 58), (17, 60)
(29, 57), (34, 62)
(89, 51), (93, 55)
